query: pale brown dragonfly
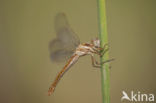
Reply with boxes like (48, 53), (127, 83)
(48, 13), (113, 96)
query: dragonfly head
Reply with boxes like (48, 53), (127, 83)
(91, 38), (100, 48)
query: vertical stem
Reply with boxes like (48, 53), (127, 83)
(97, 0), (110, 103)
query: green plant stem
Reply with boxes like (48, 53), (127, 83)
(97, 0), (110, 103)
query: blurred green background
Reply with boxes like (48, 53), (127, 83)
(0, 0), (156, 103)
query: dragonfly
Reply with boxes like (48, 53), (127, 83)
(48, 13), (114, 96)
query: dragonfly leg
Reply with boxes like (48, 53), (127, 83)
(92, 43), (109, 56)
(90, 54), (114, 68)
(102, 43), (109, 51)
(100, 48), (109, 57)
(90, 54), (101, 68)
(100, 58), (115, 64)
(100, 43), (109, 57)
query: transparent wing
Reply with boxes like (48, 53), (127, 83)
(55, 13), (80, 47)
(49, 13), (80, 62)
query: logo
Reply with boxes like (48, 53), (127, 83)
(121, 91), (154, 102)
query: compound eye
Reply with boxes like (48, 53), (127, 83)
(94, 41), (100, 47)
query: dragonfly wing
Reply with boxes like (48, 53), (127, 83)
(49, 39), (74, 62)
(55, 13), (80, 47)
(49, 13), (80, 62)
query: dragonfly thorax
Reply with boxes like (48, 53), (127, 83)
(75, 44), (95, 56)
